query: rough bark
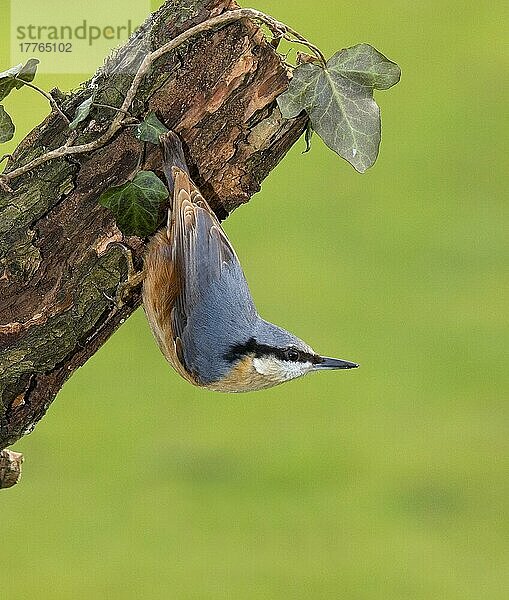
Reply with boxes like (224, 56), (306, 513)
(0, 0), (307, 459)
(0, 449), (23, 488)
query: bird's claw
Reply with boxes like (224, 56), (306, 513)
(107, 242), (145, 308)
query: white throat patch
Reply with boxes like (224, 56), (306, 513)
(253, 356), (312, 382)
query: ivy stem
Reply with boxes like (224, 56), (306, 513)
(1, 8), (321, 188)
(92, 103), (131, 116)
(13, 78), (70, 124)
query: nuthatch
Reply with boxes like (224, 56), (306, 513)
(142, 131), (358, 392)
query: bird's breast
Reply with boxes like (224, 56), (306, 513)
(205, 355), (282, 393)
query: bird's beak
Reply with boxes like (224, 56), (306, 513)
(314, 356), (359, 370)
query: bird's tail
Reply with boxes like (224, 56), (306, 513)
(159, 131), (189, 203)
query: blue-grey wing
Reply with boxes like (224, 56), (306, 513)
(169, 169), (256, 383)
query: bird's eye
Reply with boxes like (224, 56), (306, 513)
(285, 348), (300, 362)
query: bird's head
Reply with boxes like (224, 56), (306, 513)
(215, 320), (358, 392)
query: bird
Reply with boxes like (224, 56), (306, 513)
(142, 131), (358, 392)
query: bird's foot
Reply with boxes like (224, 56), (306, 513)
(109, 243), (145, 308)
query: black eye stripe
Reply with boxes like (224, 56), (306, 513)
(225, 338), (322, 364)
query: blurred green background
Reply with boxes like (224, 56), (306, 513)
(1, 0), (508, 598)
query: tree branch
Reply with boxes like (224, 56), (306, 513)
(0, 0), (307, 460)
(0, 7), (320, 188)
(0, 450), (23, 489)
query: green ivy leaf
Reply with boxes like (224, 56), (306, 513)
(134, 112), (169, 145)
(303, 121), (314, 154)
(98, 170), (169, 237)
(0, 64), (23, 102)
(327, 44), (401, 90)
(69, 94), (95, 130)
(0, 58), (40, 101)
(277, 44), (401, 172)
(0, 105), (15, 143)
(14, 58), (39, 88)
(0, 64), (23, 79)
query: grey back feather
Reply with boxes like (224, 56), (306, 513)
(181, 251), (258, 383)
(160, 131), (189, 201)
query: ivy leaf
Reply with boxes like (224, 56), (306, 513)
(14, 58), (39, 88)
(0, 59), (40, 101)
(0, 105), (15, 143)
(0, 64), (23, 101)
(277, 43), (401, 172)
(0, 64), (23, 79)
(328, 44), (401, 90)
(303, 121), (314, 153)
(134, 112), (169, 145)
(69, 94), (95, 130)
(98, 170), (169, 237)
